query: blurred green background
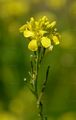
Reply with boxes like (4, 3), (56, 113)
(0, 0), (76, 120)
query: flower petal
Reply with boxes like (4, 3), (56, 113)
(47, 21), (56, 28)
(19, 24), (26, 32)
(24, 30), (34, 38)
(41, 37), (51, 48)
(39, 30), (47, 36)
(52, 35), (59, 45)
(28, 40), (38, 51)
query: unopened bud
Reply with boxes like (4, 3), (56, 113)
(48, 45), (53, 51)
(24, 78), (27, 81)
(47, 21), (56, 28)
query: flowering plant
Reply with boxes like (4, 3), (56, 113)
(19, 16), (61, 120)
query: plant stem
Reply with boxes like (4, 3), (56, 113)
(34, 51), (38, 99)
(30, 51), (50, 120)
(37, 66), (50, 120)
(38, 101), (44, 120)
(34, 51), (44, 120)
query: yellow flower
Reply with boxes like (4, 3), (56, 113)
(28, 40), (38, 51)
(24, 30), (34, 37)
(52, 35), (59, 45)
(41, 37), (51, 48)
(19, 16), (60, 51)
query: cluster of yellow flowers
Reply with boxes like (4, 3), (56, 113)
(19, 16), (60, 51)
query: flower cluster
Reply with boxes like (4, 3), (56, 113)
(19, 16), (60, 51)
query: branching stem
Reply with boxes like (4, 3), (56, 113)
(29, 49), (50, 120)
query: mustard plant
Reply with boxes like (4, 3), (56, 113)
(19, 16), (61, 120)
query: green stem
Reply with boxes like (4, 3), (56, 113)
(29, 51), (50, 120)
(34, 51), (38, 98)
(37, 65), (50, 120)
(38, 101), (44, 120)
(34, 51), (45, 120)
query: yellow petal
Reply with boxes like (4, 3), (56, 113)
(30, 17), (34, 24)
(24, 30), (34, 38)
(41, 37), (51, 48)
(39, 30), (47, 36)
(52, 35), (59, 45)
(28, 40), (38, 51)
(42, 16), (48, 21)
(19, 24), (26, 32)
(47, 21), (56, 28)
